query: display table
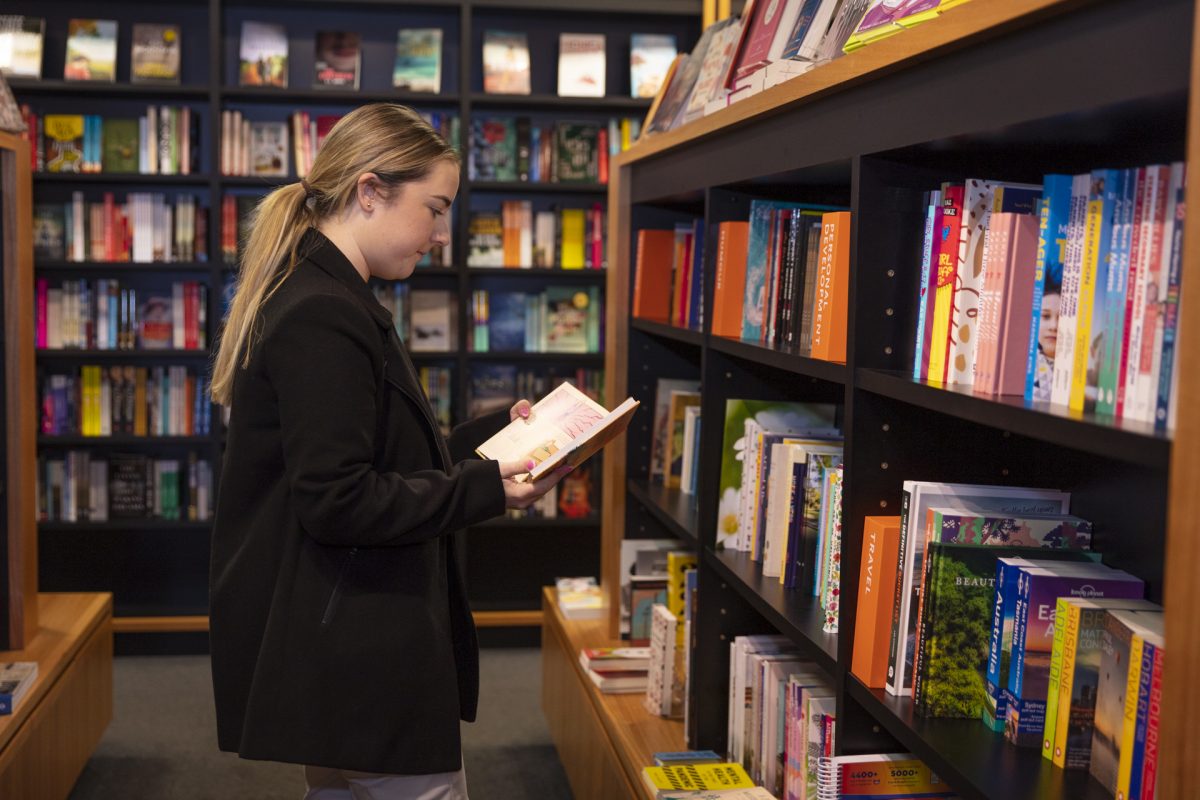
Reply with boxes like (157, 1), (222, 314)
(0, 593), (113, 799)
(541, 586), (683, 800)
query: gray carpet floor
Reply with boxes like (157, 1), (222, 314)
(68, 648), (573, 800)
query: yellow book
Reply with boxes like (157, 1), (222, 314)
(1050, 601), (1083, 767)
(85, 366), (99, 436)
(1115, 633), (1145, 799)
(1042, 597), (1075, 762)
(641, 762), (755, 796)
(44, 114), (85, 173)
(620, 118), (631, 151)
(667, 550), (697, 647)
(1069, 196), (1105, 411)
(560, 209), (585, 269)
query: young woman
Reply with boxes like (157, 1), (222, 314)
(208, 103), (568, 799)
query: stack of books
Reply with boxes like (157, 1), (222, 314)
(579, 647), (650, 694)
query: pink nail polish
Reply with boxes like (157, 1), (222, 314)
(526, 459), (536, 471)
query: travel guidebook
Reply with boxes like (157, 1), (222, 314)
(476, 382), (638, 481)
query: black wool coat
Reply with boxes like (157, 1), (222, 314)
(210, 229), (508, 775)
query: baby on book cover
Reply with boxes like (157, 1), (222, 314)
(476, 382), (638, 481)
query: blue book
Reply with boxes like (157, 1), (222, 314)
(1128, 638), (1158, 800)
(1025, 175), (1073, 402)
(1155, 163), (1186, 428)
(487, 291), (527, 352)
(1096, 168), (1136, 416)
(652, 750), (722, 766)
(912, 191), (939, 380)
(1082, 169), (1122, 412)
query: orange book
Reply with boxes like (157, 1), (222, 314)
(810, 211), (851, 362)
(711, 221), (750, 338)
(502, 201), (521, 267)
(632, 229), (676, 321)
(851, 515), (901, 689)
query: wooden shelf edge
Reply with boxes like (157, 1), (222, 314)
(109, 610), (543, 634)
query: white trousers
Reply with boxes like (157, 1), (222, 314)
(302, 764), (469, 800)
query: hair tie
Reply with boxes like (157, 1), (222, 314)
(300, 178), (315, 199)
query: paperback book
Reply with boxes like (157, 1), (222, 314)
(558, 33), (605, 97)
(314, 31), (360, 89)
(239, 21), (288, 88)
(0, 16), (45, 78)
(483, 30), (531, 95)
(393, 29), (442, 93)
(131, 24), (180, 84)
(65, 19), (117, 82)
(475, 381), (638, 481)
(630, 33), (677, 99)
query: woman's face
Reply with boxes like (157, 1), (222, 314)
(360, 160), (458, 281)
(1039, 291), (1060, 359)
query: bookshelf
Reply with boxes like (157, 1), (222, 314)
(8, 0), (702, 645)
(555, 0), (1200, 798)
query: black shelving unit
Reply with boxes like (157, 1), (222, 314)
(610, 1), (1189, 798)
(11, 0), (700, 644)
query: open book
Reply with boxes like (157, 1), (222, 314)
(476, 382), (639, 481)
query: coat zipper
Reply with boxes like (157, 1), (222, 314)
(320, 546), (358, 626)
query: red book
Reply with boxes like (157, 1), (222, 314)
(598, 127), (609, 185)
(809, 211), (851, 362)
(994, 213), (1040, 395)
(632, 229), (675, 321)
(734, 0), (784, 80)
(670, 228), (693, 326)
(1140, 644), (1164, 799)
(1116, 167), (1147, 418)
(711, 221), (750, 338)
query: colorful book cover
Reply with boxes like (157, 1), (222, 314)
(470, 116), (516, 182)
(393, 29), (442, 93)
(925, 185), (964, 383)
(630, 33), (678, 99)
(912, 190), (941, 380)
(486, 291), (527, 352)
(33, 205), (65, 261)
(993, 212), (1042, 395)
(642, 762), (754, 794)
(239, 21), (287, 88)
(0, 16), (45, 79)
(1026, 175), (1073, 402)
(467, 212), (504, 267)
(733, 0), (789, 79)
(554, 123), (599, 184)
(249, 121), (288, 177)
(65, 19), (117, 82)
(558, 33), (605, 97)
(819, 466), (844, 633)
(663, 392), (701, 490)
(483, 30), (530, 95)
(817, 753), (957, 799)
(314, 31), (360, 89)
(851, 516), (902, 689)
(714, 400), (838, 550)
(43, 114), (84, 173)
(928, 510), (1092, 550)
(1096, 168), (1137, 415)
(1076, 169), (1122, 412)
(1154, 166), (1185, 428)
(1005, 567), (1144, 747)
(679, 17), (741, 126)
(101, 118), (139, 173)
(844, 0), (973, 52)
(1049, 173), (1092, 409)
(131, 24), (180, 84)
(1125, 635), (1161, 800)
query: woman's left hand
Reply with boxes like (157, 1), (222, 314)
(510, 399), (533, 424)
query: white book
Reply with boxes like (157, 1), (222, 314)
(557, 33), (605, 97)
(644, 604), (677, 717)
(728, 635), (791, 766)
(679, 405), (701, 496)
(885, 481), (1069, 697)
(797, 0), (846, 61)
(1050, 174), (1092, 408)
(0, 662), (38, 715)
(1124, 165), (1166, 422)
(1139, 161), (1184, 423)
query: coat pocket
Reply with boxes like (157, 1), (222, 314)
(320, 546), (358, 627)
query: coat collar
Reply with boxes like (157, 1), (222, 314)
(300, 228), (395, 331)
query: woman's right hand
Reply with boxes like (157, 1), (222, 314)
(498, 459), (572, 510)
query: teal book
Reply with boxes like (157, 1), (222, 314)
(393, 29), (442, 93)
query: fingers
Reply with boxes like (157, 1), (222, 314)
(498, 458), (537, 479)
(510, 399), (533, 424)
(502, 463), (574, 510)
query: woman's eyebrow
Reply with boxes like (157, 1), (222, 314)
(430, 194), (453, 208)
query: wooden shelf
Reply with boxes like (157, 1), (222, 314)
(709, 335), (847, 383)
(221, 87), (458, 104)
(107, 610), (540, 634)
(856, 369), (1172, 470)
(220, 175), (291, 188)
(845, 677), (1110, 800)
(705, 548), (838, 674)
(467, 267), (607, 280)
(34, 172), (208, 185)
(470, 93), (652, 111)
(469, 181), (608, 194)
(627, 478), (698, 544)
(34, 261), (214, 272)
(630, 318), (704, 347)
(8, 79), (209, 98)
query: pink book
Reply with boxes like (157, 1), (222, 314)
(995, 213), (1041, 395)
(973, 218), (1010, 395)
(1116, 167), (1148, 418)
(735, 0), (786, 80)
(36, 279), (48, 349)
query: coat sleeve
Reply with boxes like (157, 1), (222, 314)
(264, 293), (506, 547)
(446, 408), (512, 463)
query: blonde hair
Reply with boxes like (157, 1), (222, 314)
(210, 103), (458, 405)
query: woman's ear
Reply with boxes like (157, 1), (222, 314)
(356, 173), (379, 212)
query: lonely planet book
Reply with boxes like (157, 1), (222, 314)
(476, 381), (638, 481)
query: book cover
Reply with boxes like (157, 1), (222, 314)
(409, 289), (454, 351)
(558, 33), (605, 97)
(131, 24), (180, 84)
(101, 118), (139, 173)
(393, 29), (442, 93)
(468, 363), (516, 417)
(816, 753), (957, 799)
(733, 0), (789, 80)
(712, 221), (751, 338)
(912, 190), (941, 379)
(663, 392), (702, 489)
(633, 229), (676, 320)
(714, 399), (838, 550)
(643, 53), (689, 135)
(579, 646), (650, 672)
(778, 0), (832, 61)
(314, 31), (360, 89)
(631, 33), (678, 99)
(249, 121), (288, 177)
(467, 212), (504, 266)
(992, 212), (1041, 395)
(1049, 173), (1092, 408)
(1096, 168), (1137, 415)
(1025, 175), (1072, 401)
(483, 30), (530, 95)
(642, 762), (755, 796)
(470, 116), (516, 182)
(65, 19), (117, 82)
(1126, 635), (1160, 800)
(33, 204), (65, 261)
(850, 516), (901, 688)
(0, 16), (45, 78)
(649, 378), (701, 482)
(0, 662), (38, 715)
(1005, 567), (1144, 747)
(810, 211), (851, 362)
(239, 21), (287, 88)
(926, 184), (964, 384)
(554, 123), (599, 184)
(544, 286), (595, 353)
(844, 0), (967, 52)
(485, 292), (526, 352)
(475, 382), (639, 481)
(679, 18), (742, 127)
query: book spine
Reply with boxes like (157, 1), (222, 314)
(1068, 180), (1106, 410)
(1154, 165), (1185, 428)
(1097, 169), (1133, 415)
(885, 486), (911, 696)
(913, 196), (937, 379)
(1116, 167), (1149, 418)
(1128, 640), (1156, 800)
(1116, 634), (1147, 800)
(1050, 175), (1089, 408)
(1042, 597), (1072, 760)
(1140, 646), (1164, 799)
(1051, 603), (1083, 768)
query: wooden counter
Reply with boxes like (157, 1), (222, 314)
(541, 586), (684, 800)
(0, 593), (113, 800)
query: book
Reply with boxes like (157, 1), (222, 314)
(645, 603), (682, 717)
(65, 19), (117, 82)
(483, 30), (531, 95)
(654, 750), (724, 766)
(579, 646), (651, 672)
(0, 16), (44, 78)
(558, 33), (605, 97)
(314, 31), (360, 89)
(408, 289), (454, 351)
(43, 115), (84, 173)
(642, 53), (686, 136)
(0, 662), (37, 715)
(130, 24), (180, 84)
(631, 34), (678, 98)
(642, 763), (755, 797)
(556, 576), (603, 619)
(815, 753), (957, 799)
(712, 221), (751, 338)
(393, 29), (442, 93)
(844, 0), (973, 53)
(679, 17), (743, 127)
(239, 21), (287, 88)
(810, 211), (851, 361)
(850, 516), (901, 689)
(586, 666), (648, 693)
(470, 116), (516, 182)
(249, 122), (288, 177)
(475, 381), (639, 481)
(663, 391), (702, 489)
(649, 379), (701, 482)
(101, 118), (140, 173)
(633, 229), (677, 320)
(1026, 175), (1073, 401)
